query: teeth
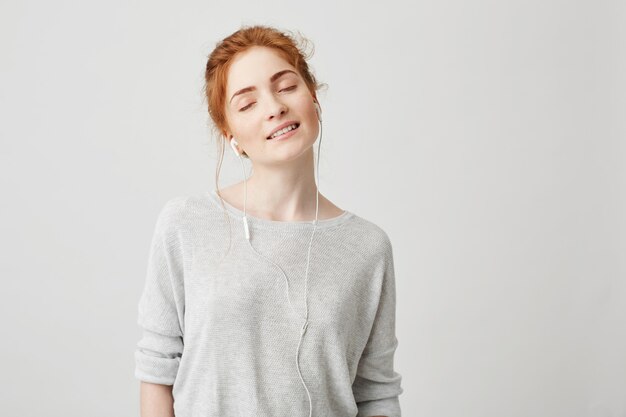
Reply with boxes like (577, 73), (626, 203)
(269, 123), (298, 139)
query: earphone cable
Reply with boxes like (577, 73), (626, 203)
(235, 108), (322, 417)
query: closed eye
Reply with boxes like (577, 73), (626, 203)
(238, 86), (297, 112)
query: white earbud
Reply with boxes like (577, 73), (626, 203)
(230, 138), (240, 157)
(314, 102), (322, 122)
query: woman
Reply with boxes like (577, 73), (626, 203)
(135, 25), (403, 417)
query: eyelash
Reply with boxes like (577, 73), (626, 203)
(239, 85), (297, 112)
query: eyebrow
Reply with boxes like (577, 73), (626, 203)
(229, 69), (298, 104)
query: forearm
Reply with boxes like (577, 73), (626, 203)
(140, 381), (175, 417)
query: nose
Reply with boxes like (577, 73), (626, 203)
(266, 94), (287, 120)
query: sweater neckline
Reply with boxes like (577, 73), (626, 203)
(207, 188), (354, 229)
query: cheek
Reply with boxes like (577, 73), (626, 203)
(296, 102), (316, 123)
(230, 115), (254, 133)
(308, 106), (320, 125)
(241, 122), (266, 143)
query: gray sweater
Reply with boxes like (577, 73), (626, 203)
(134, 189), (403, 417)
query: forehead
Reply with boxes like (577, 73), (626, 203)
(226, 47), (296, 93)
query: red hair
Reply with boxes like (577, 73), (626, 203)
(203, 24), (325, 160)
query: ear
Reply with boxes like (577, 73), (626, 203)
(229, 137), (241, 156)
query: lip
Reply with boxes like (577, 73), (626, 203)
(266, 120), (300, 139)
(268, 125), (299, 142)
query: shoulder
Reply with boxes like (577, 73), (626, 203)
(341, 213), (393, 261)
(156, 195), (189, 221)
(152, 195), (191, 237)
(154, 191), (225, 233)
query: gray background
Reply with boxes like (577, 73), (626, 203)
(1, 0), (624, 416)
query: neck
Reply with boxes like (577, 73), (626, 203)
(243, 148), (320, 222)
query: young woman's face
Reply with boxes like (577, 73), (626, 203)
(224, 46), (319, 163)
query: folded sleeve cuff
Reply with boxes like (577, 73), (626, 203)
(356, 395), (402, 417)
(134, 328), (183, 385)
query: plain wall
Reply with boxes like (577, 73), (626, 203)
(0, 0), (624, 416)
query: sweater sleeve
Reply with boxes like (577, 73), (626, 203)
(134, 198), (186, 385)
(352, 236), (403, 417)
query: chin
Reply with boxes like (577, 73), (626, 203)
(273, 142), (316, 162)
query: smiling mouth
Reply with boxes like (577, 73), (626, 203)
(266, 123), (300, 140)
